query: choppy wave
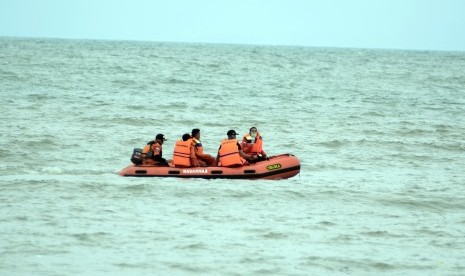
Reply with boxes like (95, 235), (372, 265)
(1, 37), (465, 275)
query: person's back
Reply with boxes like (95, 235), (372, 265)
(218, 138), (244, 167)
(172, 133), (192, 167)
(217, 130), (254, 167)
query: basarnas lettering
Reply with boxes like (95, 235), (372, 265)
(182, 169), (208, 174)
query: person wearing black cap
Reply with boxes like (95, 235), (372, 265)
(141, 133), (169, 166)
(216, 130), (255, 167)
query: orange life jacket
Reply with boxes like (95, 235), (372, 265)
(251, 138), (263, 156)
(218, 139), (244, 167)
(242, 133), (264, 156)
(142, 141), (162, 164)
(172, 140), (192, 167)
(192, 138), (204, 155)
(142, 141), (154, 158)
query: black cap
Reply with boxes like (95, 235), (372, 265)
(156, 134), (166, 141)
(227, 130), (238, 136)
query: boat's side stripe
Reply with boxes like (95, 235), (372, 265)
(123, 165), (300, 179)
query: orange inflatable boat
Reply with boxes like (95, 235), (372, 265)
(119, 154), (300, 180)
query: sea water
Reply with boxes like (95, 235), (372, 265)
(1, 37), (465, 275)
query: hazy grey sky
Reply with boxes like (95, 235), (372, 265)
(1, 0), (464, 51)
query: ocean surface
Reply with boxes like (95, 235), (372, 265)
(1, 37), (465, 275)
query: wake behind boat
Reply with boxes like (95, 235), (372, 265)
(119, 154), (300, 180)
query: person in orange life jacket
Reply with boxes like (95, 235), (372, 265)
(216, 130), (255, 167)
(172, 133), (192, 167)
(190, 128), (216, 167)
(142, 133), (169, 166)
(241, 127), (268, 161)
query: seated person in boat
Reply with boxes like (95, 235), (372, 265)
(241, 127), (268, 161)
(172, 133), (193, 167)
(216, 130), (255, 167)
(142, 133), (169, 166)
(190, 128), (216, 167)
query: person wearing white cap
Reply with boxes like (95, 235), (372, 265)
(241, 127), (268, 161)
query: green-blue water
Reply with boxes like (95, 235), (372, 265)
(1, 37), (465, 275)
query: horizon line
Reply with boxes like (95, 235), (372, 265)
(1, 35), (463, 54)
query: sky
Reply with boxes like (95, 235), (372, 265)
(1, 0), (465, 51)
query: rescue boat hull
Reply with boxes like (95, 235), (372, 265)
(119, 154), (300, 180)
